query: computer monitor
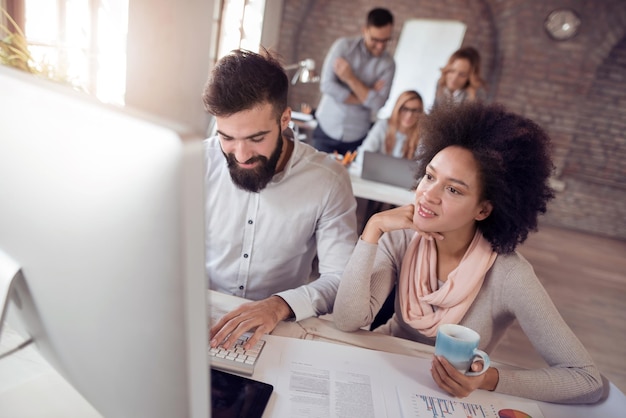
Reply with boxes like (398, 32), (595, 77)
(0, 65), (210, 417)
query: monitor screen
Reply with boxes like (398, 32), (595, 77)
(0, 66), (210, 417)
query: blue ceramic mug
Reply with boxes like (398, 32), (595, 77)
(435, 324), (490, 376)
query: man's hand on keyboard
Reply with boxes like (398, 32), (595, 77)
(210, 295), (293, 351)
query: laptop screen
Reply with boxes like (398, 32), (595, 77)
(361, 151), (418, 190)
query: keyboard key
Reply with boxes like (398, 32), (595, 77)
(208, 332), (266, 376)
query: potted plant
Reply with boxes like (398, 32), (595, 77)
(1, 7), (81, 88)
(0, 7), (33, 73)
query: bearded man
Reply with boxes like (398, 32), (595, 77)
(202, 49), (357, 350)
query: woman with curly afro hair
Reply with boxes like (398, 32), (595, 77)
(334, 102), (603, 404)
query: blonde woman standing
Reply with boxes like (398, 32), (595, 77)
(433, 47), (486, 108)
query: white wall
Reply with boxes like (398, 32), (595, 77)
(125, 0), (218, 136)
(261, 0), (284, 51)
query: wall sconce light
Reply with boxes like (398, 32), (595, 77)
(284, 59), (320, 85)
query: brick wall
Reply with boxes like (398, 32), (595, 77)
(545, 35), (626, 237)
(275, 0), (626, 240)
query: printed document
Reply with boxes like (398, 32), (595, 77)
(255, 335), (545, 418)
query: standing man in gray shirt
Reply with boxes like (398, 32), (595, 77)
(312, 7), (396, 155)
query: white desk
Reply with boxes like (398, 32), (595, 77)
(3, 291), (625, 417)
(210, 292), (626, 418)
(0, 325), (102, 417)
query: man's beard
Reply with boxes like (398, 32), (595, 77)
(224, 131), (283, 193)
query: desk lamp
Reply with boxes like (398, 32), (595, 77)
(284, 58), (320, 85)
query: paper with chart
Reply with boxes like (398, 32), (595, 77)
(396, 385), (545, 418)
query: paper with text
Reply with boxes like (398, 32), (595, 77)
(256, 336), (554, 418)
(271, 348), (387, 417)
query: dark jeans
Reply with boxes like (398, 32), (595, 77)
(312, 125), (365, 155)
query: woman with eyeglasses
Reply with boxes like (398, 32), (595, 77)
(433, 47), (486, 108)
(352, 90), (424, 299)
(354, 90), (424, 165)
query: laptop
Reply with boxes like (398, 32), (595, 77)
(361, 151), (419, 190)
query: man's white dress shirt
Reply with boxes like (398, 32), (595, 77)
(204, 136), (358, 320)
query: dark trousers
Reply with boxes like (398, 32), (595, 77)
(312, 125), (365, 154)
(371, 285), (396, 330)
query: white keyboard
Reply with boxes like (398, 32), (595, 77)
(208, 332), (266, 376)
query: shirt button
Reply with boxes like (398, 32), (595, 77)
(243, 253), (249, 258)
(239, 285), (244, 290)
(248, 219), (253, 224)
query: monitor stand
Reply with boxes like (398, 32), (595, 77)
(0, 249), (35, 358)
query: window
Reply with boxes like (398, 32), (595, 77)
(6, 0), (265, 105)
(216, 0), (265, 59)
(17, 0), (128, 105)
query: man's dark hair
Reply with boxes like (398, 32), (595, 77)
(202, 49), (288, 120)
(366, 8), (393, 27)
(416, 102), (555, 254)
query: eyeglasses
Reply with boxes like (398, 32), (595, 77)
(367, 32), (393, 46)
(400, 106), (422, 115)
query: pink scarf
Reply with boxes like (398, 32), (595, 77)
(397, 230), (497, 337)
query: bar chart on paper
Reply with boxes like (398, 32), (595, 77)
(397, 388), (545, 418)
(410, 394), (497, 417)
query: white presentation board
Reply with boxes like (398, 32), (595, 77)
(378, 19), (466, 118)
